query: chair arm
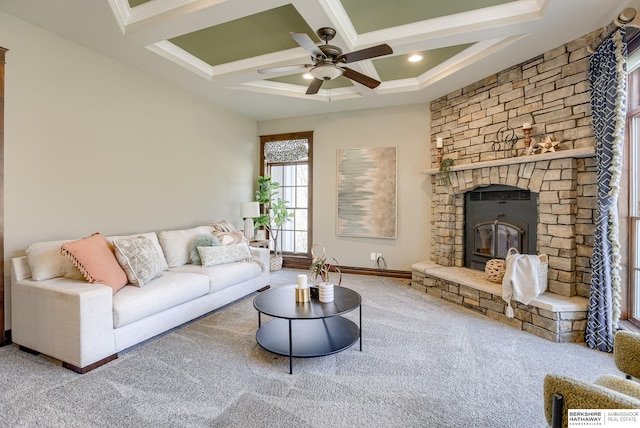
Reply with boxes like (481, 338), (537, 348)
(595, 374), (640, 400)
(544, 374), (640, 428)
(614, 330), (640, 379)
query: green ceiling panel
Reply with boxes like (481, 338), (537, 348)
(128, 0), (152, 7)
(169, 4), (316, 66)
(341, 0), (515, 33)
(268, 74), (353, 89)
(375, 43), (474, 80)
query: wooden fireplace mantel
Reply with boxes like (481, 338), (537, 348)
(421, 146), (595, 176)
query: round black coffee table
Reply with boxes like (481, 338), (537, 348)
(253, 285), (362, 374)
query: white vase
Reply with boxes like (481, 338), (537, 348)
(318, 283), (334, 303)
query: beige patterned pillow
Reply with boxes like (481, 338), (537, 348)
(197, 242), (252, 267)
(215, 230), (247, 245)
(114, 236), (164, 287)
(209, 219), (237, 233)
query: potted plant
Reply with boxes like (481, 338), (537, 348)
(254, 175), (294, 271)
(309, 243), (342, 302)
(437, 157), (455, 187)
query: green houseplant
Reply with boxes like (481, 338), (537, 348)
(309, 243), (342, 303)
(254, 175), (294, 271)
(437, 157), (455, 187)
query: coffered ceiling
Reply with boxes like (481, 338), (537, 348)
(1, 0), (638, 120)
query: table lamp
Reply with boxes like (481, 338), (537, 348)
(240, 201), (260, 240)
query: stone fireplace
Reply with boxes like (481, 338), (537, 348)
(411, 29), (603, 342)
(430, 151), (595, 298)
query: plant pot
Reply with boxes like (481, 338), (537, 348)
(318, 282), (334, 303)
(269, 255), (283, 271)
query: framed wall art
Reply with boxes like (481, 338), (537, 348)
(336, 146), (397, 239)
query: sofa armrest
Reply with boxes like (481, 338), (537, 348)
(11, 256), (32, 283)
(544, 374), (640, 427)
(614, 330), (640, 379)
(250, 247), (270, 270)
(11, 275), (116, 369)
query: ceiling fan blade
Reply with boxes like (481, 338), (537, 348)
(306, 78), (323, 95)
(338, 44), (393, 63)
(290, 32), (325, 58)
(342, 67), (381, 89)
(257, 64), (310, 74)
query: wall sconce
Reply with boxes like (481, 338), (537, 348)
(436, 137), (443, 167)
(240, 201), (260, 241)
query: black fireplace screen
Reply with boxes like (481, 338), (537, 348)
(473, 221), (523, 259)
(465, 185), (537, 271)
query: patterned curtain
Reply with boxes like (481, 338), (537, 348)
(264, 139), (308, 162)
(585, 28), (627, 352)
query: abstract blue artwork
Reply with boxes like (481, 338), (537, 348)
(336, 146), (397, 239)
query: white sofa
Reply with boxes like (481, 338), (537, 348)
(10, 225), (270, 373)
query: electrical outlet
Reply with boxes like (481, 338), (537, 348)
(376, 253), (382, 259)
(370, 252), (376, 261)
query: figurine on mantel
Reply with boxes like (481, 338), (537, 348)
(536, 136), (560, 154)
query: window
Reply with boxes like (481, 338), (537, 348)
(260, 132), (313, 266)
(624, 47), (640, 328)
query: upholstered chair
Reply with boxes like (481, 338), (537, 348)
(543, 330), (640, 428)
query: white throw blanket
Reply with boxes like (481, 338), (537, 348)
(501, 252), (542, 318)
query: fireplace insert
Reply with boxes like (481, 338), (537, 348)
(464, 184), (538, 271)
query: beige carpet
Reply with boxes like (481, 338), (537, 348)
(0, 269), (617, 427)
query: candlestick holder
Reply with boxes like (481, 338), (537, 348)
(523, 125), (534, 156)
(295, 287), (310, 302)
(437, 147), (442, 168)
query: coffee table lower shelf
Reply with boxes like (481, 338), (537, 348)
(256, 316), (360, 363)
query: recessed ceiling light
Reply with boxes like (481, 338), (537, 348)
(408, 54), (423, 63)
(303, 73), (313, 80)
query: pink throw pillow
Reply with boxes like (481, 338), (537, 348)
(61, 233), (128, 294)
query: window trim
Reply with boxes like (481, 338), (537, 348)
(624, 64), (640, 328)
(260, 131), (313, 267)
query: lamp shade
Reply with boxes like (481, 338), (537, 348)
(241, 201), (260, 218)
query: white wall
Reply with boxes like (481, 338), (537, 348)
(1, 12), (258, 326)
(258, 104), (432, 271)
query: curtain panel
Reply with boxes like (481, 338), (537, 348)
(585, 28), (628, 352)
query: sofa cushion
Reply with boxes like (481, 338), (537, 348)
(170, 259), (263, 294)
(197, 242), (252, 267)
(61, 233), (129, 294)
(107, 232), (168, 271)
(112, 271), (210, 328)
(157, 226), (215, 267)
(188, 234), (220, 265)
(25, 239), (87, 281)
(113, 236), (165, 287)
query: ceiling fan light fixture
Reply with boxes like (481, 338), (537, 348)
(309, 64), (344, 81)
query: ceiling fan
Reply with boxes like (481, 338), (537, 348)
(258, 27), (393, 95)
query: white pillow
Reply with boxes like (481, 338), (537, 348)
(197, 242), (252, 267)
(26, 239), (83, 280)
(113, 236), (164, 287)
(158, 226), (215, 267)
(108, 232), (168, 271)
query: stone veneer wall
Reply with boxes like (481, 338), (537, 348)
(429, 29), (600, 298)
